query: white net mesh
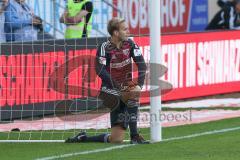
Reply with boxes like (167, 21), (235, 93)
(0, 0), (152, 142)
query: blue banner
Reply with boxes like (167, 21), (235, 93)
(189, 0), (209, 32)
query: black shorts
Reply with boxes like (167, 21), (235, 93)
(98, 92), (129, 130)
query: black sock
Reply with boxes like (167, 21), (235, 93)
(126, 103), (139, 137)
(84, 133), (110, 143)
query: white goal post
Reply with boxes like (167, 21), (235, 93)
(149, 0), (162, 143)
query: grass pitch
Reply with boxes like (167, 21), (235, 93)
(0, 117), (239, 160)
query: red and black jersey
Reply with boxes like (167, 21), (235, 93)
(96, 38), (147, 95)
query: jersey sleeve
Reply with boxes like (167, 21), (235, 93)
(95, 43), (120, 89)
(129, 39), (147, 88)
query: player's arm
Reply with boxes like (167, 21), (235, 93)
(95, 44), (120, 89)
(130, 41), (147, 88)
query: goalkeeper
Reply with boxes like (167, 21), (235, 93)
(66, 17), (148, 144)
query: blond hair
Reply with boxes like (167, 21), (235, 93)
(107, 18), (125, 36)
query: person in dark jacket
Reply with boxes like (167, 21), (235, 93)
(206, 0), (240, 30)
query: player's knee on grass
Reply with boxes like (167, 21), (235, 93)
(109, 135), (124, 143)
(109, 126), (125, 143)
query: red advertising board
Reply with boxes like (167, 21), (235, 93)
(0, 31), (240, 108)
(112, 0), (191, 35)
(134, 30), (240, 102)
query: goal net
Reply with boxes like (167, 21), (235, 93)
(2, 0), (236, 144)
(0, 0), (163, 142)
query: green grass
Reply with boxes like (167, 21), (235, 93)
(140, 107), (240, 112)
(0, 117), (240, 160)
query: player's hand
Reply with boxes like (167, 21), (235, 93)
(120, 81), (141, 103)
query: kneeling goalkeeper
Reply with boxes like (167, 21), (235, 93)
(66, 17), (148, 144)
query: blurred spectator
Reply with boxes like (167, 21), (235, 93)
(60, 0), (93, 39)
(206, 0), (240, 30)
(4, 0), (43, 42)
(0, 0), (8, 43)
